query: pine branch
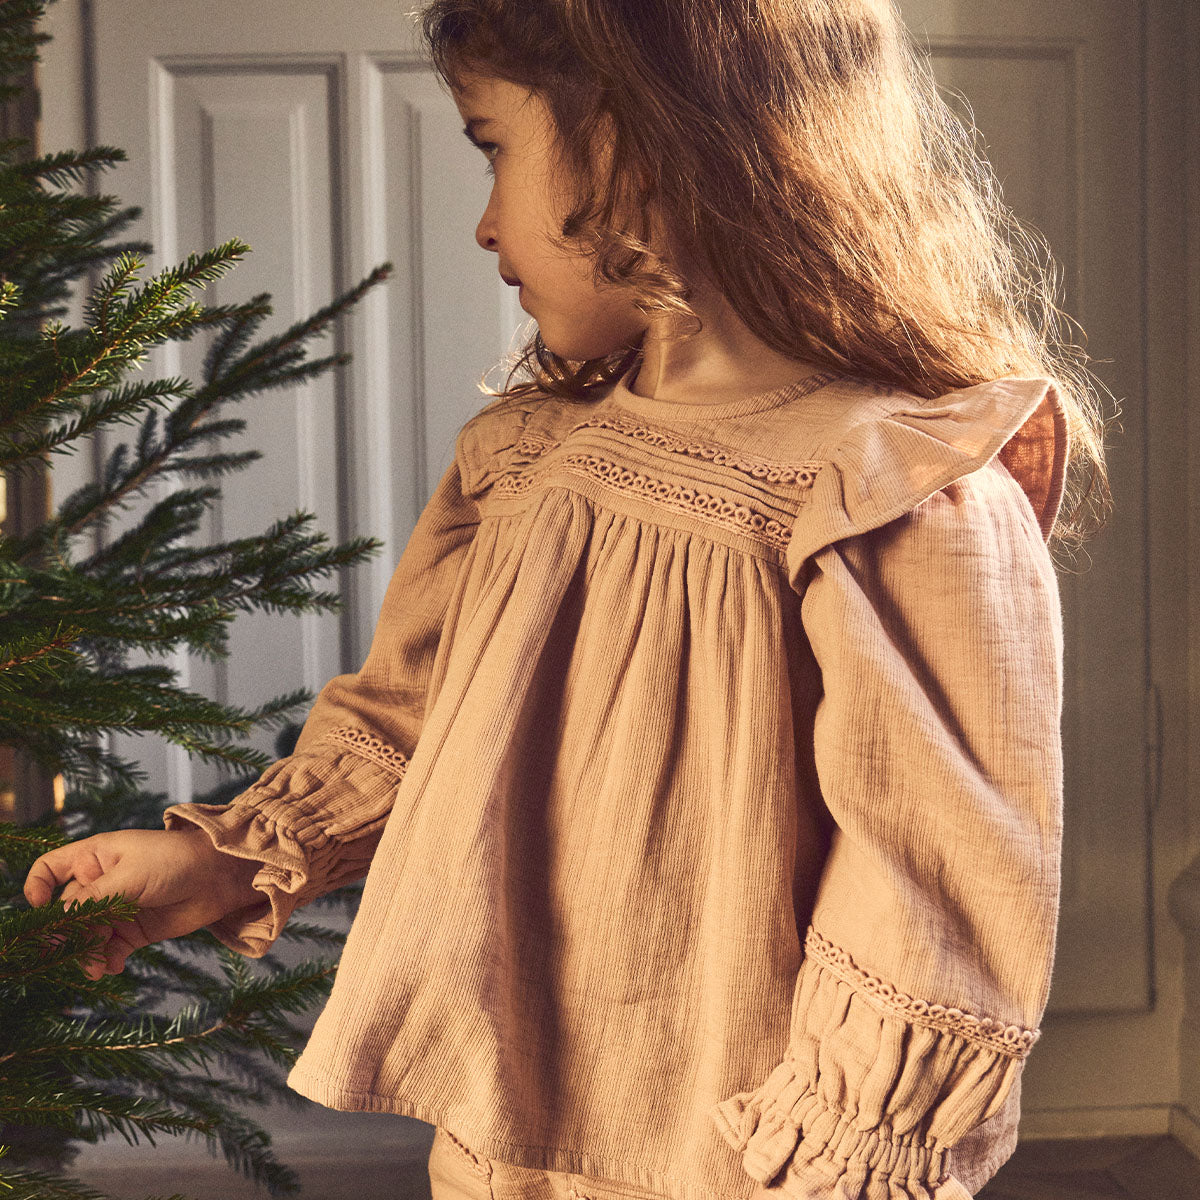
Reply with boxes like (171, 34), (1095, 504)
(0, 894), (141, 995)
(0, 1161), (191, 1200)
(109, 1075), (305, 1195)
(167, 448), (262, 479)
(114, 943), (246, 1010)
(4, 1086), (218, 1145)
(3, 145), (129, 191)
(0, 279), (19, 322)
(202, 292), (272, 382)
(0, 241), (249, 446)
(199, 262), (390, 393)
(0, 961), (337, 1121)
(6, 737), (148, 793)
(263, 918), (350, 950)
(0, 820), (66, 874)
(0, 375), (193, 467)
(0, 680), (289, 776)
(82, 243), (249, 345)
(0, 624), (83, 674)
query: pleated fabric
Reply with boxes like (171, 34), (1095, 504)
(163, 355), (1069, 1200)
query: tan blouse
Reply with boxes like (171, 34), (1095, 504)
(162, 354), (1069, 1200)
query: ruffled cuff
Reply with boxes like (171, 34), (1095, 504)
(162, 727), (410, 957)
(708, 926), (1038, 1200)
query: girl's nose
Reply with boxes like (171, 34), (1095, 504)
(475, 210), (499, 253)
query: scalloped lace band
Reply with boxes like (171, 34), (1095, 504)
(323, 726), (411, 780)
(803, 926), (1040, 1057)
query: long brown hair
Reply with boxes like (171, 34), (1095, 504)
(415, 0), (1116, 562)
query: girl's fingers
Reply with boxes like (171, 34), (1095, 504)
(24, 843), (143, 978)
(98, 922), (138, 972)
(80, 924), (113, 978)
(24, 847), (81, 907)
(103, 940), (132, 975)
(69, 854), (107, 887)
(24, 842), (107, 908)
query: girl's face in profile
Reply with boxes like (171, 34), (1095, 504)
(451, 72), (649, 361)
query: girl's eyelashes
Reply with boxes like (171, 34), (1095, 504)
(478, 142), (499, 177)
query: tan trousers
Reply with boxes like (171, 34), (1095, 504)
(427, 1126), (669, 1200)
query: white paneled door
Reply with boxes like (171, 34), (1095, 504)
(42, 0), (1152, 1147)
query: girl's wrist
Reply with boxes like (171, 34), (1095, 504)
(220, 853), (266, 908)
(213, 851), (266, 913)
(176, 826), (266, 910)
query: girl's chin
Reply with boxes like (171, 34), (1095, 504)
(538, 325), (643, 363)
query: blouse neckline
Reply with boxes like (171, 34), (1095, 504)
(604, 351), (849, 421)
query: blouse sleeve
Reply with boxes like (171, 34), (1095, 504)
(708, 377), (1071, 1199)
(159, 403), (524, 957)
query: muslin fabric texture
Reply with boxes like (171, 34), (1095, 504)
(161, 353), (1069, 1200)
(428, 1122), (676, 1200)
(428, 1126), (495, 1200)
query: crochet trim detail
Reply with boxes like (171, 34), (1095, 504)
(513, 432), (558, 457)
(496, 451), (809, 549)
(563, 413), (825, 486)
(438, 1128), (493, 1182)
(324, 726), (410, 780)
(804, 925), (1041, 1058)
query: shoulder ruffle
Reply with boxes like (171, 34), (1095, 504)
(455, 395), (561, 500)
(785, 376), (1069, 579)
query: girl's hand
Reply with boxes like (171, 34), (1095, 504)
(23, 828), (265, 980)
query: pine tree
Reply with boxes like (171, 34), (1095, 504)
(0, 2), (393, 1196)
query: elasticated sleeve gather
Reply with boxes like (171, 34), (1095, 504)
(709, 377), (1070, 1199)
(161, 434), (486, 957)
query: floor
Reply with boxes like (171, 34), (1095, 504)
(59, 1126), (1200, 1200)
(977, 1134), (1200, 1200)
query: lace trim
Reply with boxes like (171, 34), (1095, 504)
(323, 726), (410, 780)
(804, 925), (1041, 1058)
(438, 1128), (493, 1181)
(513, 432), (558, 457)
(497, 452), (800, 549)
(562, 412), (824, 486)
(567, 1181), (665, 1200)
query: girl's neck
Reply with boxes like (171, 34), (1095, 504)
(632, 280), (826, 406)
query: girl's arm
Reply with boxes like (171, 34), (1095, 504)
(711, 379), (1068, 1198)
(159, 433), (484, 958)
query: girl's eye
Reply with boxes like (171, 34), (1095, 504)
(479, 143), (498, 177)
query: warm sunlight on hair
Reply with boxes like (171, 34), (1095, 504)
(416, 0), (1113, 561)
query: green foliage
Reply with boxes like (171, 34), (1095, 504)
(0, 804), (355, 1200)
(0, 2), (396, 1197)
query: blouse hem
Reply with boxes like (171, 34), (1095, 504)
(285, 1064), (752, 1200)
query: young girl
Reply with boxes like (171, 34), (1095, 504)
(24, 2), (1113, 1198)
